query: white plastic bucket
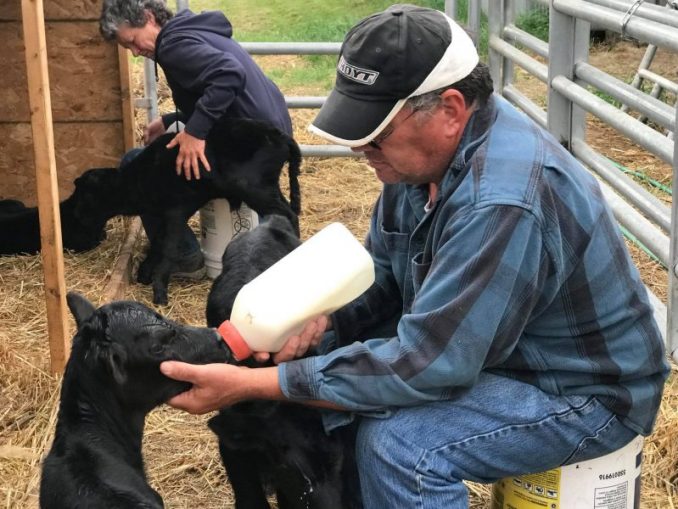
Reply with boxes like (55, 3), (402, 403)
(491, 435), (643, 509)
(199, 199), (258, 279)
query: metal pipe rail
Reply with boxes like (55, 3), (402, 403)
(576, 62), (676, 132)
(594, 168), (670, 267)
(502, 85), (547, 127)
(300, 145), (357, 158)
(240, 42), (341, 55)
(489, 36), (548, 83)
(551, 75), (675, 164)
(553, 0), (678, 52)
(286, 96), (325, 109)
(572, 139), (672, 234)
(587, 0), (678, 30)
(503, 24), (549, 59)
(638, 69), (678, 95)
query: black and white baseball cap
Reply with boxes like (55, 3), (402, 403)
(309, 4), (478, 147)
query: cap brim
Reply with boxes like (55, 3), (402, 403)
(309, 88), (406, 147)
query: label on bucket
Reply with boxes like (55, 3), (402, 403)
(492, 470), (561, 509)
(492, 435), (643, 509)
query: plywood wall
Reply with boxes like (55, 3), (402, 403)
(0, 0), (130, 206)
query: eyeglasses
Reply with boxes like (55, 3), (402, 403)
(368, 108), (419, 150)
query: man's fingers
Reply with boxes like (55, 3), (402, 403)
(272, 336), (300, 364)
(160, 361), (196, 382)
(166, 391), (198, 413)
(253, 352), (271, 363)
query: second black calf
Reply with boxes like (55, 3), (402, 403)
(206, 215), (361, 509)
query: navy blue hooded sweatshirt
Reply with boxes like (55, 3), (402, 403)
(155, 10), (292, 138)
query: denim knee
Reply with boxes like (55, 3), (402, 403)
(356, 414), (468, 508)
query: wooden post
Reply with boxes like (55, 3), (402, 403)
(117, 46), (135, 151)
(21, 0), (70, 374)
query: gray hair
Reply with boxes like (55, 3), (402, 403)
(406, 63), (494, 115)
(100, 0), (174, 41)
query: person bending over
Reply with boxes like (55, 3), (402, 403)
(100, 0), (292, 278)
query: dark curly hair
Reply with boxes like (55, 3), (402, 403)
(100, 0), (173, 41)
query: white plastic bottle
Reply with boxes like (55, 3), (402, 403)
(217, 222), (375, 361)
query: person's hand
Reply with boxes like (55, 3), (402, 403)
(144, 118), (166, 145)
(166, 131), (211, 181)
(160, 362), (249, 414)
(253, 315), (329, 364)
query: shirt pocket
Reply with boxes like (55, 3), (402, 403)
(380, 226), (410, 253)
(379, 226), (411, 295)
(411, 251), (431, 296)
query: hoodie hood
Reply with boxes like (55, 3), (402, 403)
(156, 9), (233, 51)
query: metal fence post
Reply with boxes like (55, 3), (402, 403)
(547, 3), (589, 150)
(468, 1), (482, 46)
(488, 0), (506, 93)
(142, 58), (158, 123)
(668, 101), (678, 362)
(445, 0), (457, 19)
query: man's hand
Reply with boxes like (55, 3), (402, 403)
(166, 131), (212, 180)
(144, 118), (166, 145)
(253, 315), (329, 364)
(160, 363), (282, 414)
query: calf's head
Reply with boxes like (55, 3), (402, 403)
(70, 168), (121, 229)
(66, 292), (233, 412)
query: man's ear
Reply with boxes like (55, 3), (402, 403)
(438, 89), (473, 138)
(67, 292), (96, 330)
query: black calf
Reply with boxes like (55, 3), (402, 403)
(206, 215), (361, 509)
(40, 292), (233, 509)
(71, 118), (302, 305)
(0, 191), (106, 256)
(0, 198), (28, 215)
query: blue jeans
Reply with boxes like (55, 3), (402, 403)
(355, 372), (637, 508)
(119, 148), (200, 257)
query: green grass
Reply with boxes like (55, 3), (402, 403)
(515, 7), (550, 43)
(189, 0), (445, 41)
(178, 1), (448, 92)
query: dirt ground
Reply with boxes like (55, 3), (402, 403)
(1, 39), (677, 508)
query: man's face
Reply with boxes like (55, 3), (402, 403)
(351, 95), (468, 186)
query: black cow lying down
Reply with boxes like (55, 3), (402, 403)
(206, 215), (361, 509)
(72, 118), (302, 305)
(40, 292), (233, 509)
(0, 190), (106, 256)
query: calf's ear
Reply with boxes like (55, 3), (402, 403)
(66, 292), (96, 329)
(101, 344), (128, 385)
